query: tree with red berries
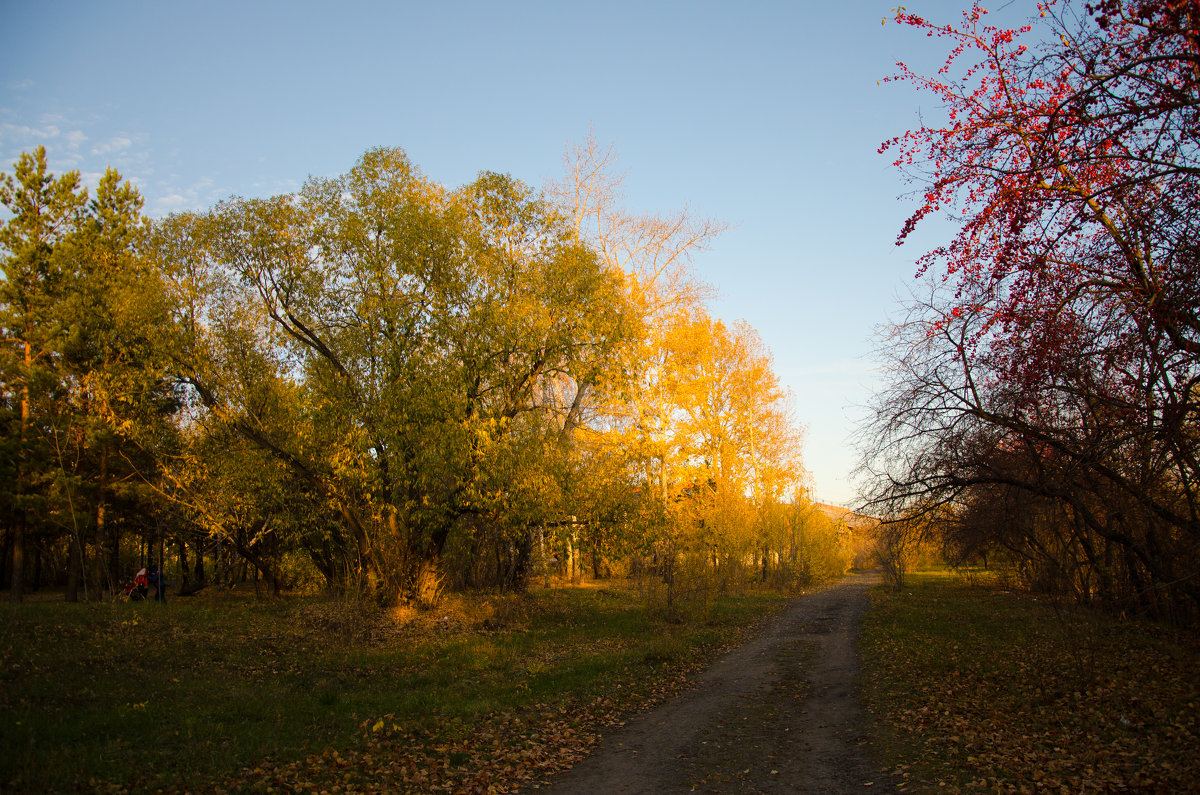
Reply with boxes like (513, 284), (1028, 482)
(863, 1), (1200, 620)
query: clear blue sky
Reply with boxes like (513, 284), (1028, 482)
(2, 0), (1033, 507)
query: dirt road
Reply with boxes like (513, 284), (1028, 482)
(536, 572), (894, 794)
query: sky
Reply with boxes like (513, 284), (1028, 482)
(1, 0), (1034, 508)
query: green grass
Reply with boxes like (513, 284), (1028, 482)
(860, 570), (1200, 792)
(0, 583), (787, 792)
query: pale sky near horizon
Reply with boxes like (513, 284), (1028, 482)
(2, 0), (1034, 507)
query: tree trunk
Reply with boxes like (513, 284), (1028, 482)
(232, 528), (284, 599)
(31, 544), (41, 591)
(510, 531), (533, 592)
(567, 532), (576, 583)
(177, 536), (190, 589)
(193, 536), (205, 582)
(66, 534), (81, 602)
(408, 557), (444, 606)
(8, 518), (25, 603)
(10, 339), (32, 603)
(97, 445), (117, 593)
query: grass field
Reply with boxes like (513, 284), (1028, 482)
(860, 571), (1200, 792)
(11, 571), (1196, 793)
(0, 582), (788, 793)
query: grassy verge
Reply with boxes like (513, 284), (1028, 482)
(860, 571), (1200, 792)
(0, 582), (788, 793)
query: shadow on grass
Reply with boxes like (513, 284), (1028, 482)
(0, 582), (790, 792)
(860, 570), (1200, 791)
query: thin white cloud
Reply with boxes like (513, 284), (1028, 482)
(92, 136), (132, 156)
(1, 122), (72, 168)
(147, 175), (221, 216)
(7, 79), (34, 91)
(38, 113), (74, 126)
(0, 114), (155, 201)
(0, 121), (61, 142)
(156, 193), (190, 211)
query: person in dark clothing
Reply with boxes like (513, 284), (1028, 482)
(147, 561), (166, 602)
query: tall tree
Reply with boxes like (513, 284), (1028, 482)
(59, 168), (172, 595)
(1, 150), (169, 601)
(1, 149), (87, 601)
(161, 147), (632, 603)
(545, 133), (726, 526)
(866, 0), (1200, 619)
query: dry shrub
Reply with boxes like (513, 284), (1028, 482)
(382, 591), (532, 639)
(639, 552), (717, 624)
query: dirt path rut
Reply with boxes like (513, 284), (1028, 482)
(537, 572), (893, 794)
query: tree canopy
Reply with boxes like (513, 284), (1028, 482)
(863, 0), (1200, 622)
(2, 141), (830, 606)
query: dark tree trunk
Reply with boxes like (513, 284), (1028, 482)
(11, 340), (31, 604)
(31, 544), (41, 591)
(177, 536), (190, 589)
(510, 531), (533, 592)
(193, 536), (205, 583)
(9, 518), (25, 603)
(98, 445), (119, 592)
(66, 533), (81, 602)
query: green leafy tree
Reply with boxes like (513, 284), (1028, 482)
(1, 149), (172, 601)
(0, 148), (88, 600)
(161, 148), (632, 603)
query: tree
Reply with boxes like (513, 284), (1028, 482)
(0, 148), (86, 600)
(866, 0), (1200, 620)
(1, 149), (170, 602)
(544, 133), (820, 600)
(160, 147), (632, 603)
(545, 131), (724, 500)
(57, 168), (175, 596)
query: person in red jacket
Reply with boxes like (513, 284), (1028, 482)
(131, 566), (149, 600)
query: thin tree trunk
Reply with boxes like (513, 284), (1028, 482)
(177, 536), (190, 589)
(10, 340), (32, 603)
(512, 530), (533, 592)
(31, 545), (41, 591)
(9, 518), (24, 603)
(66, 534), (81, 602)
(98, 445), (118, 593)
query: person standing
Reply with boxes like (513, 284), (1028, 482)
(147, 561), (166, 602)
